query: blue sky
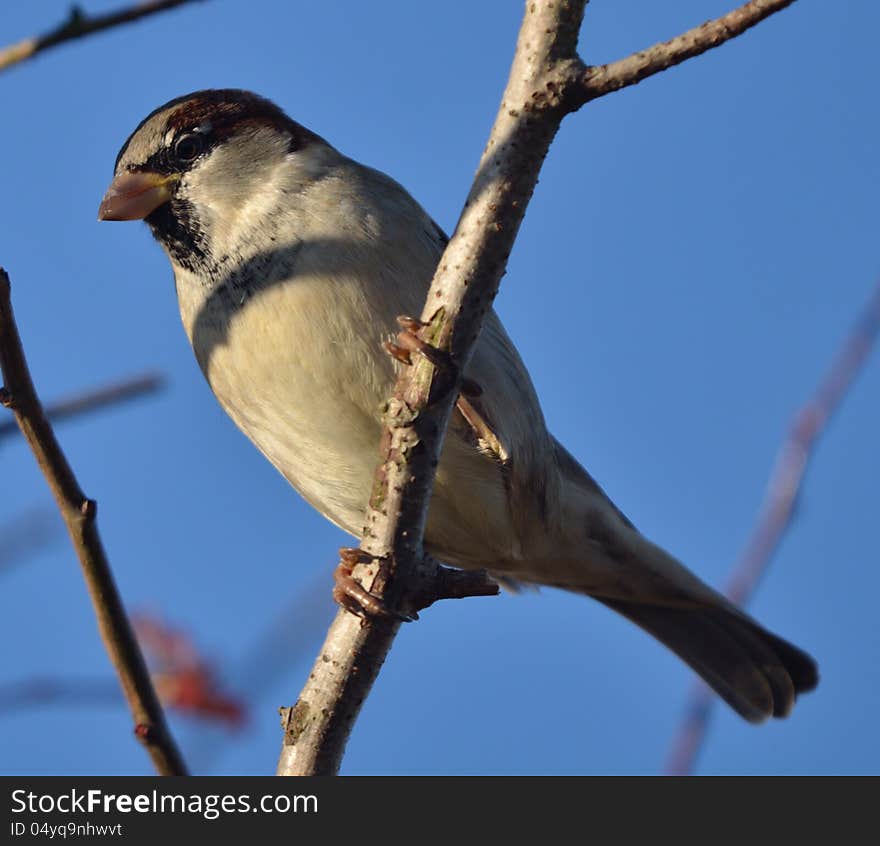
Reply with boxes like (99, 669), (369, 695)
(1, 1), (877, 775)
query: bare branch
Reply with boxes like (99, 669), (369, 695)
(276, 1), (587, 777)
(277, 0), (805, 776)
(0, 372), (163, 442)
(0, 0), (206, 73)
(0, 614), (249, 728)
(0, 267), (187, 776)
(575, 0), (798, 106)
(0, 677), (120, 714)
(666, 278), (880, 776)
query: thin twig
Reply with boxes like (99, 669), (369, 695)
(0, 0), (206, 73)
(576, 0), (797, 105)
(0, 372), (163, 442)
(276, 0), (798, 776)
(133, 613), (246, 728)
(0, 678), (121, 714)
(665, 279), (880, 776)
(0, 268), (187, 776)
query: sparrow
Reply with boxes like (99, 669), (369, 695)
(99, 89), (818, 723)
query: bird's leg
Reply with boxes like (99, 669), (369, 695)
(386, 318), (505, 461)
(384, 314), (507, 464)
(333, 548), (417, 623)
(454, 395), (508, 463)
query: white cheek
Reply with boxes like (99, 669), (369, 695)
(185, 141), (292, 251)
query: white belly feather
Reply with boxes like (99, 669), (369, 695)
(169, 160), (536, 569)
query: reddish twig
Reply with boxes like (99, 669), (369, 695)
(134, 613), (246, 729)
(666, 279), (880, 776)
(0, 0), (206, 73)
(0, 267), (187, 775)
(0, 372), (163, 442)
(0, 614), (247, 728)
(183, 576), (334, 773)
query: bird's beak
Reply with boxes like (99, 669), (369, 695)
(97, 171), (179, 221)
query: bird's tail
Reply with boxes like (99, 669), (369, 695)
(595, 595), (818, 722)
(548, 439), (818, 722)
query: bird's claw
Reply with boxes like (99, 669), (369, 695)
(333, 549), (418, 623)
(383, 315), (455, 372)
(383, 315), (485, 401)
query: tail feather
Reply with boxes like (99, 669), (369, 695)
(534, 439), (818, 722)
(597, 597), (819, 723)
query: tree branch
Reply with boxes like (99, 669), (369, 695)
(0, 267), (187, 776)
(0, 0), (206, 73)
(277, 0), (802, 776)
(575, 0), (798, 106)
(665, 278), (880, 776)
(276, 0), (585, 777)
(0, 677), (121, 714)
(0, 372), (163, 442)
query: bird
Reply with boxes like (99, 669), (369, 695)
(98, 89), (818, 723)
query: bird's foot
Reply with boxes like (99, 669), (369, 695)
(383, 315), (452, 370)
(332, 548), (418, 623)
(383, 315), (482, 397)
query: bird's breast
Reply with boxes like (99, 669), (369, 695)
(175, 258), (404, 536)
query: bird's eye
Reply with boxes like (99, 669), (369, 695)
(172, 133), (204, 165)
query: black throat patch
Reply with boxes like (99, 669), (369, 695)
(146, 198), (214, 276)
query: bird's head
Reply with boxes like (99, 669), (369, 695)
(98, 89), (331, 274)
